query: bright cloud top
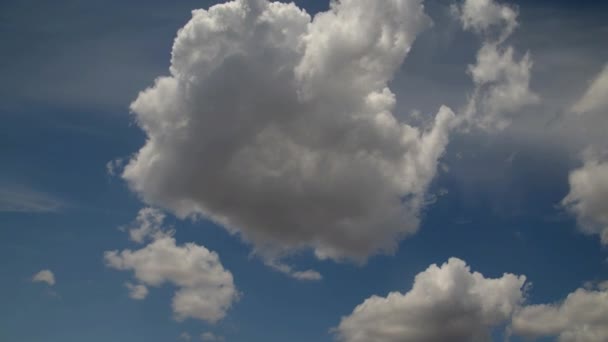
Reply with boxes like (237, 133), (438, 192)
(123, 0), (456, 262)
(32, 269), (56, 286)
(104, 208), (238, 323)
(335, 258), (527, 342)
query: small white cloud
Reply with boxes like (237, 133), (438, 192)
(291, 269), (323, 281)
(572, 63), (608, 114)
(455, 0), (538, 131)
(32, 269), (55, 286)
(335, 258), (527, 342)
(562, 153), (608, 244)
(106, 158), (125, 177)
(266, 261), (322, 281)
(453, 0), (518, 41)
(126, 207), (170, 244)
(125, 282), (149, 300)
(104, 233), (238, 323)
(512, 282), (608, 341)
(179, 332), (192, 341)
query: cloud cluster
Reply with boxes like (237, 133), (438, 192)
(32, 269), (56, 286)
(455, 0), (538, 130)
(511, 281), (608, 342)
(562, 153), (608, 244)
(335, 258), (526, 342)
(104, 208), (238, 323)
(336, 257), (608, 342)
(123, 0), (456, 262)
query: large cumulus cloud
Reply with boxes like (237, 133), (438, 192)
(123, 0), (456, 262)
(335, 258), (527, 342)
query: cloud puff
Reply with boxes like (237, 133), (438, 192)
(123, 0), (456, 262)
(32, 269), (56, 286)
(104, 212), (238, 323)
(455, 0), (538, 130)
(511, 282), (608, 342)
(126, 207), (170, 244)
(572, 63), (608, 115)
(335, 258), (526, 342)
(562, 153), (608, 244)
(125, 282), (149, 300)
(454, 0), (518, 41)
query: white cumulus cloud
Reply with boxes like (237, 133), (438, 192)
(562, 152), (608, 244)
(32, 269), (56, 286)
(511, 282), (608, 342)
(335, 258), (527, 342)
(104, 225), (238, 323)
(455, 0), (538, 130)
(122, 0), (456, 263)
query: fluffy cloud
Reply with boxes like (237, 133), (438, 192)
(123, 0), (456, 262)
(511, 282), (608, 342)
(126, 207), (170, 244)
(32, 269), (56, 286)
(454, 0), (517, 41)
(335, 258), (526, 342)
(455, 0), (538, 130)
(572, 63), (608, 114)
(104, 212), (238, 323)
(465, 43), (538, 130)
(562, 153), (608, 244)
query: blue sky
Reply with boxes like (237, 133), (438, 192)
(1, 1), (608, 342)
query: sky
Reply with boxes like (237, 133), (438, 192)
(1, 0), (608, 341)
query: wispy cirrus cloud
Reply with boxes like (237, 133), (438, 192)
(0, 184), (66, 213)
